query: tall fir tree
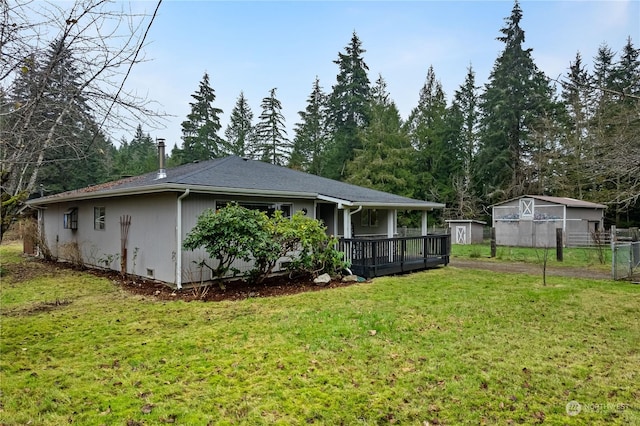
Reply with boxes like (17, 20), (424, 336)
(559, 52), (595, 199)
(179, 72), (224, 163)
(6, 38), (111, 195)
(346, 75), (415, 198)
(324, 31), (371, 180)
(445, 65), (481, 218)
(224, 91), (255, 157)
(476, 0), (556, 202)
(112, 125), (158, 178)
(404, 65), (449, 202)
(290, 77), (329, 174)
(589, 40), (640, 222)
(254, 88), (290, 165)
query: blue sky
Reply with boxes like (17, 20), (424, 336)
(123, 0), (639, 150)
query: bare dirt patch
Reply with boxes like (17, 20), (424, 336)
(1, 256), (66, 284)
(4, 299), (72, 317)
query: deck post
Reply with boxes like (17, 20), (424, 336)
(343, 208), (351, 238)
(421, 211), (428, 236)
(388, 209), (395, 238)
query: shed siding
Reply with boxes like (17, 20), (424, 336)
(492, 197), (604, 247)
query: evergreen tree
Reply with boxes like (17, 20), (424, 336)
(290, 77), (329, 174)
(6, 38), (112, 194)
(559, 52), (596, 199)
(254, 88), (290, 165)
(346, 75), (415, 198)
(112, 125), (158, 178)
(589, 40), (640, 221)
(476, 0), (556, 202)
(446, 65), (481, 218)
(179, 72), (224, 163)
(404, 65), (449, 202)
(224, 91), (254, 157)
(324, 31), (371, 179)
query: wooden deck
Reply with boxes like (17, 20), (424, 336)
(338, 234), (451, 278)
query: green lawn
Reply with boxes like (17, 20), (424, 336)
(1, 242), (638, 425)
(451, 243), (612, 270)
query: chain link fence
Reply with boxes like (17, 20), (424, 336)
(612, 240), (640, 281)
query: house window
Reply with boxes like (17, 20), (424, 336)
(94, 206), (105, 230)
(519, 199), (534, 219)
(361, 209), (378, 227)
(63, 208), (78, 230)
(220, 201), (292, 218)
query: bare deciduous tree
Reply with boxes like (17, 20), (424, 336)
(1, 0), (164, 239)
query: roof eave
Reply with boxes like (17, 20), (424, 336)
(353, 201), (444, 210)
(26, 183), (320, 206)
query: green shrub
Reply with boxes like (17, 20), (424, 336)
(183, 203), (275, 280)
(184, 204), (348, 285)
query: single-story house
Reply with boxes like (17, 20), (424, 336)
(445, 220), (487, 245)
(26, 153), (449, 286)
(491, 195), (606, 247)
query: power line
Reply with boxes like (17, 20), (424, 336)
(90, 0), (163, 147)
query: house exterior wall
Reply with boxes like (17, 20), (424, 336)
(37, 190), (425, 286)
(315, 203), (337, 236)
(179, 194), (318, 284)
(39, 193), (178, 282)
(492, 198), (604, 247)
(351, 208), (391, 237)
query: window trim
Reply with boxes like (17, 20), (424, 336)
(217, 201), (293, 218)
(94, 206), (106, 230)
(520, 198), (534, 219)
(63, 208), (78, 230)
(361, 208), (378, 227)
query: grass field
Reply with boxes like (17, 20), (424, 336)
(450, 243), (612, 270)
(1, 242), (638, 425)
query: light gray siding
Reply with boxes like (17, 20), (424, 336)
(179, 194), (321, 285)
(351, 208), (392, 237)
(39, 194), (178, 282)
(492, 197), (604, 247)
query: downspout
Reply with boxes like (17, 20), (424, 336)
(343, 205), (362, 276)
(176, 188), (190, 289)
(348, 205), (363, 238)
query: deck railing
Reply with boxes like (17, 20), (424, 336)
(338, 234), (451, 278)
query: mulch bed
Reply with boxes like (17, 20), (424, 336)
(3, 255), (366, 302)
(115, 272), (365, 302)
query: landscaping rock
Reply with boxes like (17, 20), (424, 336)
(342, 275), (359, 282)
(314, 273), (331, 285)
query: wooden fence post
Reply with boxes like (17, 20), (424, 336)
(556, 228), (563, 262)
(490, 227), (496, 258)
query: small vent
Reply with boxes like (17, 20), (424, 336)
(146, 268), (154, 278)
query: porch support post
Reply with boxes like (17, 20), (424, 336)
(387, 209), (396, 238)
(421, 211), (428, 236)
(343, 208), (351, 238)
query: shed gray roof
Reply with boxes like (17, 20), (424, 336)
(28, 156), (444, 210)
(492, 195), (606, 209)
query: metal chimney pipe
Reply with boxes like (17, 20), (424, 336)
(156, 138), (167, 179)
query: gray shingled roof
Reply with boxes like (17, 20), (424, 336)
(526, 195), (606, 209)
(29, 156), (444, 209)
(492, 194), (606, 209)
